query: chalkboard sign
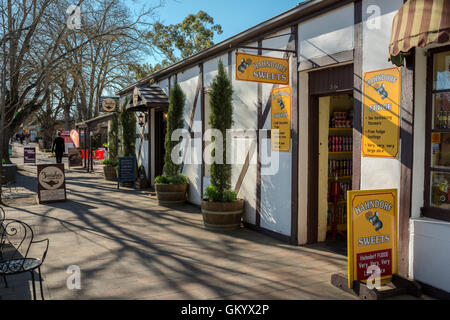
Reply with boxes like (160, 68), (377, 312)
(68, 148), (83, 168)
(117, 156), (136, 189)
(24, 147), (36, 164)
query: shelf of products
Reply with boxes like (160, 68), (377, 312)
(329, 109), (353, 128)
(328, 159), (352, 178)
(327, 224), (347, 232)
(329, 127), (352, 132)
(327, 109), (353, 234)
(328, 136), (353, 152)
(327, 204), (347, 230)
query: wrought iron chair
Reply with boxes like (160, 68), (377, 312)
(0, 219), (49, 300)
(0, 206), (4, 222)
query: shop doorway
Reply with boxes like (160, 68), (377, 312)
(306, 64), (356, 254)
(308, 92), (353, 254)
(154, 110), (167, 177)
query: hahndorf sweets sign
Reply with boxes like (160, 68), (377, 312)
(271, 87), (291, 152)
(236, 52), (289, 85)
(347, 189), (398, 288)
(37, 164), (67, 204)
(362, 67), (401, 158)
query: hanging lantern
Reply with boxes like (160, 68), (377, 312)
(138, 113), (145, 127)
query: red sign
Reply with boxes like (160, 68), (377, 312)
(24, 147), (36, 164)
(61, 131), (73, 144)
(356, 248), (392, 281)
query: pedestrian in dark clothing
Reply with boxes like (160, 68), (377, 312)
(19, 133), (24, 144)
(52, 132), (65, 164)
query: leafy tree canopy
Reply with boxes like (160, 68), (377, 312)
(130, 11), (222, 81)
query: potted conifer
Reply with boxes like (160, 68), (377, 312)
(103, 101), (119, 181)
(201, 61), (244, 231)
(154, 83), (189, 205)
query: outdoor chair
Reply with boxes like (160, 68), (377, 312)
(0, 219), (49, 300)
(0, 206), (4, 223)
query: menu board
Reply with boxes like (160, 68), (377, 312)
(24, 147), (36, 164)
(362, 67), (401, 158)
(271, 87), (291, 152)
(347, 189), (398, 289)
(68, 148), (83, 167)
(117, 156), (136, 189)
(37, 164), (67, 204)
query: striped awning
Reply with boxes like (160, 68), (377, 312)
(389, 0), (449, 66)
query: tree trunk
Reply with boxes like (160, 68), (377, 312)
(64, 104), (71, 131)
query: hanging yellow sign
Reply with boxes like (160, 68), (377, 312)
(236, 52), (289, 85)
(347, 189), (398, 289)
(271, 87), (291, 152)
(362, 67), (401, 158)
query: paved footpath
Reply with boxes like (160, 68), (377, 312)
(0, 144), (425, 300)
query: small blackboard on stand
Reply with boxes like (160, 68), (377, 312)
(117, 156), (136, 189)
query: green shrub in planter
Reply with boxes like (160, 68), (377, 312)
(201, 60), (244, 231)
(102, 159), (118, 167)
(154, 83), (189, 205)
(155, 173), (188, 185)
(204, 185), (237, 202)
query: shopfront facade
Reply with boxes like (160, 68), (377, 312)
(117, 0), (450, 295)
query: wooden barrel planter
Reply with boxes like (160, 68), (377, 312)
(201, 199), (245, 231)
(155, 184), (188, 205)
(103, 165), (117, 181)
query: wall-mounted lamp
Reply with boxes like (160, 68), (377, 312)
(138, 113), (145, 127)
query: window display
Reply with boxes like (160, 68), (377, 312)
(427, 49), (450, 217)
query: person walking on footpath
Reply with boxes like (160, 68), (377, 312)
(52, 131), (65, 164)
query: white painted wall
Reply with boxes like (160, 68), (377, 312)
(259, 29), (293, 236)
(298, 3), (354, 63)
(228, 48), (258, 226)
(410, 218), (450, 292)
(360, 0), (403, 193)
(178, 66), (202, 205)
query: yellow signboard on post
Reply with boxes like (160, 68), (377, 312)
(236, 52), (289, 85)
(347, 189), (398, 289)
(362, 67), (401, 158)
(271, 87), (291, 152)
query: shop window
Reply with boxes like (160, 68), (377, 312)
(425, 46), (450, 222)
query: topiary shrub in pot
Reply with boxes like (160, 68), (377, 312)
(154, 83), (189, 205)
(201, 60), (244, 231)
(102, 158), (118, 181)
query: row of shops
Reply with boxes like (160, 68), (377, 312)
(80, 0), (449, 296)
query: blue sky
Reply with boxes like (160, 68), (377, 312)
(126, 0), (303, 64)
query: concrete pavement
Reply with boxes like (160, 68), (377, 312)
(0, 143), (423, 300)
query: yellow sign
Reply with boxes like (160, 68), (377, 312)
(236, 52), (289, 85)
(271, 87), (291, 152)
(362, 67), (401, 158)
(347, 189), (398, 289)
(432, 132), (441, 144)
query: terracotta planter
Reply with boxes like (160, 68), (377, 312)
(103, 165), (117, 181)
(201, 199), (245, 231)
(155, 184), (188, 205)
